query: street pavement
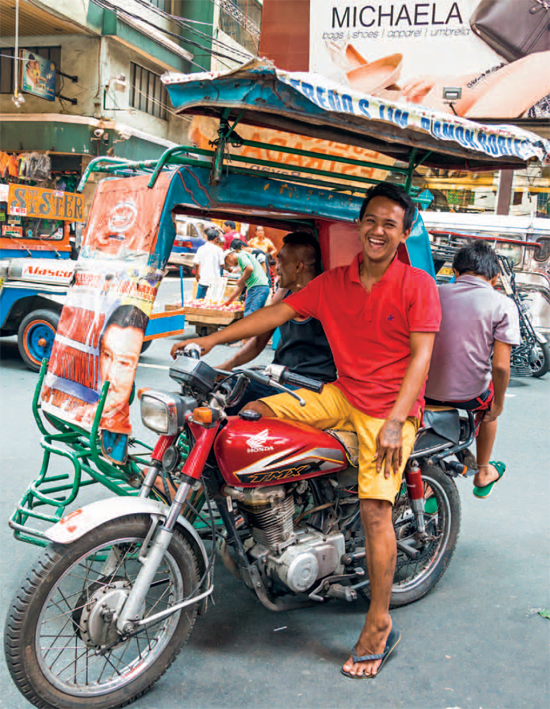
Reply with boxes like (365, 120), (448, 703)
(0, 281), (549, 709)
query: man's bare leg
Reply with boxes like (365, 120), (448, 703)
(473, 418), (499, 487)
(342, 498), (396, 677)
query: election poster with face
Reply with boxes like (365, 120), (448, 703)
(310, 0), (550, 121)
(42, 262), (162, 435)
(41, 174), (171, 438)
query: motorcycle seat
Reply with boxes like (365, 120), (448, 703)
(325, 429), (359, 467)
(422, 408), (461, 443)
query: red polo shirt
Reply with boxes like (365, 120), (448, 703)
(286, 254), (441, 419)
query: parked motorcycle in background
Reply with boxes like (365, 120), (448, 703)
(5, 346), (477, 709)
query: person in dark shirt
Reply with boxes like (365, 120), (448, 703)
(219, 231), (336, 412)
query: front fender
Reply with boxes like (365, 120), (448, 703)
(45, 497), (209, 579)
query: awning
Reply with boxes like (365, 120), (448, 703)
(164, 59), (550, 172)
(0, 114), (178, 162)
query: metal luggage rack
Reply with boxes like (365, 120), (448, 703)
(9, 360), (202, 547)
(76, 114), (432, 202)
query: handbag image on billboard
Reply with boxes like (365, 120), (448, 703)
(470, 0), (550, 62)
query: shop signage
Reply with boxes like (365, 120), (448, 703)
(20, 49), (56, 101)
(310, 0), (550, 122)
(7, 185), (85, 222)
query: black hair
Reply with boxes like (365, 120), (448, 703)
(102, 304), (149, 340)
(230, 238), (247, 251)
(453, 240), (500, 279)
(205, 227), (220, 241)
(224, 220), (236, 229)
(359, 183), (416, 232)
(282, 231), (322, 275)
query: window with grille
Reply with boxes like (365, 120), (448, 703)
(147, 0), (172, 10)
(0, 46), (61, 94)
(130, 62), (168, 119)
(219, 0), (262, 55)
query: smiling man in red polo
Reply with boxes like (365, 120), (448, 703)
(172, 183), (441, 679)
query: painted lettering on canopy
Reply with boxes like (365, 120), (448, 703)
(286, 76), (410, 129)
(419, 116), (528, 159)
(8, 185), (85, 222)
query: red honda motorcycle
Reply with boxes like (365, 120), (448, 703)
(5, 346), (475, 709)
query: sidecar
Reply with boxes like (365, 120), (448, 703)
(9, 58), (550, 546)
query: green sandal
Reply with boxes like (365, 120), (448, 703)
(424, 496), (438, 514)
(473, 461), (506, 499)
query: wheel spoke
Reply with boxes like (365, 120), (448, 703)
(30, 530), (193, 698)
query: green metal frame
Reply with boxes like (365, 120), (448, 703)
(10, 360), (159, 547)
(77, 115), (430, 198)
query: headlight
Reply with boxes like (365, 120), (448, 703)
(140, 391), (184, 435)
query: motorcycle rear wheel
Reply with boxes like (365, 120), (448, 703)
(529, 340), (550, 378)
(4, 515), (200, 709)
(357, 465), (461, 608)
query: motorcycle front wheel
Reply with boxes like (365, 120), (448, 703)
(356, 465), (461, 608)
(4, 515), (200, 709)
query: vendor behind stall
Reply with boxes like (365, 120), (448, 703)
(224, 239), (270, 317)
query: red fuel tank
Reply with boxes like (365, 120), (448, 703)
(214, 417), (348, 487)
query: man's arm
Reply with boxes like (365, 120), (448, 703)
(225, 265), (252, 305)
(219, 288), (287, 369)
(376, 331), (436, 478)
(484, 339), (511, 423)
(194, 262), (200, 283)
(170, 302), (296, 358)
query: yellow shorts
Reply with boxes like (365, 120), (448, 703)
(259, 384), (418, 504)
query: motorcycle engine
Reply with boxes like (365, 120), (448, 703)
(236, 485), (345, 594)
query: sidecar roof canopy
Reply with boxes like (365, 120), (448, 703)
(163, 58), (550, 172)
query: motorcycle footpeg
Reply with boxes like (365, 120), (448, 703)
(325, 583), (357, 602)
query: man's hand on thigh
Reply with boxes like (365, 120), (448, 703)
(375, 419), (404, 479)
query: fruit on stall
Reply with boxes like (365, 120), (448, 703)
(185, 299), (244, 311)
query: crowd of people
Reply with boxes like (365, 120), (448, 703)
(173, 183), (519, 680)
(192, 221), (279, 316)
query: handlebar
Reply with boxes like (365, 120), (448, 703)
(279, 370), (324, 394)
(182, 343), (201, 359)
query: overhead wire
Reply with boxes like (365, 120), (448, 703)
(91, 0), (254, 68)
(133, 0), (257, 60)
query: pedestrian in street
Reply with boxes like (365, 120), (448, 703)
(223, 239), (270, 317)
(193, 227), (224, 300)
(248, 226), (277, 255)
(172, 183), (441, 679)
(425, 240), (520, 498)
(221, 220), (244, 250)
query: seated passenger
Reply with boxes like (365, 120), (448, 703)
(220, 231), (336, 413)
(425, 240), (520, 498)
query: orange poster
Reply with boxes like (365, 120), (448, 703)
(82, 172), (172, 259)
(189, 116), (395, 187)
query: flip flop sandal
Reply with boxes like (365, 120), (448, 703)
(473, 461), (506, 499)
(341, 627), (401, 679)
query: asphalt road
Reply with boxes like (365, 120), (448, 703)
(0, 284), (549, 709)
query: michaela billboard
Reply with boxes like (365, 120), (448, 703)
(310, 0), (550, 121)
